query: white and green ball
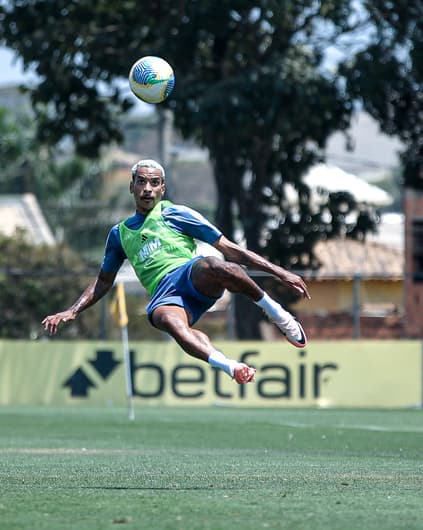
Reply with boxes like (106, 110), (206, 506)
(129, 56), (175, 104)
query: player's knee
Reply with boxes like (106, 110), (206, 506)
(152, 309), (186, 335)
(201, 256), (241, 280)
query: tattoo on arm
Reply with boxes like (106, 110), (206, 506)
(69, 277), (113, 315)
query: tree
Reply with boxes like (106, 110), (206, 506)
(0, 102), (113, 261)
(0, 104), (100, 200)
(0, 230), (99, 339)
(1, 1), (417, 336)
(340, 1), (423, 190)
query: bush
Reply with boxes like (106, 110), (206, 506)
(0, 230), (101, 339)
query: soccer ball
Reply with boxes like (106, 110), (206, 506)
(129, 56), (175, 104)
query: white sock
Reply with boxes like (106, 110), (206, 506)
(208, 351), (237, 377)
(255, 292), (291, 323)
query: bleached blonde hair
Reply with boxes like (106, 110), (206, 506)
(131, 159), (166, 180)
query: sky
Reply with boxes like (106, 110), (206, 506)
(0, 47), (28, 85)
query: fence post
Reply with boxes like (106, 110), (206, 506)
(353, 273), (361, 339)
(421, 341), (423, 409)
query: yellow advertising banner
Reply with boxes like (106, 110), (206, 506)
(0, 340), (421, 407)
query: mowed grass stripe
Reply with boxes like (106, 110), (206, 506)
(0, 407), (422, 530)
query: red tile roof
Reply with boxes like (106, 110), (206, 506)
(310, 239), (403, 279)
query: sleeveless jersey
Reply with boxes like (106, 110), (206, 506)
(119, 200), (197, 295)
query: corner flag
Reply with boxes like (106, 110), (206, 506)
(110, 282), (129, 328)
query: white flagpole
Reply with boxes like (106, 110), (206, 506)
(121, 323), (135, 421)
(110, 282), (135, 421)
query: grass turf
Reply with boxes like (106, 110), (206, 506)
(0, 406), (422, 530)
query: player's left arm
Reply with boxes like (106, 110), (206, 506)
(214, 235), (310, 299)
(163, 205), (309, 298)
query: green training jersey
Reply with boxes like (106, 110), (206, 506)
(119, 200), (197, 295)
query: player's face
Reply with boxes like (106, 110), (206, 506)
(130, 167), (165, 214)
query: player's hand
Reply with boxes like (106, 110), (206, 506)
(279, 271), (311, 299)
(42, 310), (77, 335)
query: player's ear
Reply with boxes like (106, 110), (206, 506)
(129, 180), (134, 194)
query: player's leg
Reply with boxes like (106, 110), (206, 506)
(151, 305), (255, 383)
(191, 257), (307, 347)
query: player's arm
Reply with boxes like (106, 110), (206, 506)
(42, 269), (117, 335)
(42, 223), (125, 335)
(214, 235), (311, 299)
(163, 204), (309, 298)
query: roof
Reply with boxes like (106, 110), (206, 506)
(311, 238), (403, 280)
(0, 193), (55, 245)
(303, 163), (393, 206)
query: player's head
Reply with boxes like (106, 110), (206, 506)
(130, 159), (166, 214)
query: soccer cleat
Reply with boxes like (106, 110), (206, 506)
(233, 363), (256, 384)
(272, 316), (307, 348)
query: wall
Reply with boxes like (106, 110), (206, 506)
(295, 278), (403, 314)
(297, 313), (403, 340)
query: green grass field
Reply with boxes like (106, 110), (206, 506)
(1, 406), (422, 530)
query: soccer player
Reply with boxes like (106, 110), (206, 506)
(42, 159), (310, 384)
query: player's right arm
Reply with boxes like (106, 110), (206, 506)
(42, 269), (117, 335)
(42, 223), (126, 335)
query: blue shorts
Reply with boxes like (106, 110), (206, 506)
(146, 256), (220, 326)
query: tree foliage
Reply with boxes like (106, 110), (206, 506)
(0, 105), (100, 199)
(0, 230), (100, 339)
(1, 0), (420, 337)
(340, 1), (423, 190)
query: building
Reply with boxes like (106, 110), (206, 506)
(291, 238), (404, 340)
(0, 193), (55, 245)
(404, 188), (423, 338)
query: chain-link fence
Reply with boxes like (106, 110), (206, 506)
(0, 267), (409, 341)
